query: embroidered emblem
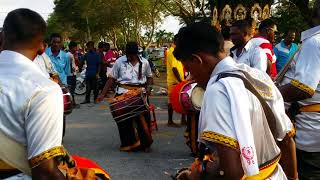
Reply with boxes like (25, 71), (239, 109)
(241, 146), (255, 165)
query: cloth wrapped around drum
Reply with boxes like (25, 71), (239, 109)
(107, 88), (153, 152)
(58, 154), (110, 180)
(108, 89), (149, 123)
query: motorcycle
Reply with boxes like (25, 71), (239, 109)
(75, 69), (105, 95)
(75, 70), (87, 95)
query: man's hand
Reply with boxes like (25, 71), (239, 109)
(31, 158), (66, 180)
(189, 159), (202, 180)
(172, 67), (183, 82)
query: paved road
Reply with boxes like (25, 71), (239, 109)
(64, 95), (193, 180)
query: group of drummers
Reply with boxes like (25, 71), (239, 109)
(0, 1), (320, 179)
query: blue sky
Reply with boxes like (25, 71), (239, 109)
(0, 0), (181, 34)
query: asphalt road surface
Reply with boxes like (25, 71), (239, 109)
(64, 95), (194, 180)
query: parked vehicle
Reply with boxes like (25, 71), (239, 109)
(75, 70), (86, 95)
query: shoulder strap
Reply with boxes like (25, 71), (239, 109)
(217, 73), (279, 141)
(274, 45), (302, 86)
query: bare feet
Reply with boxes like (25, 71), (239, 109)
(167, 122), (180, 128)
(180, 119), (187, 126)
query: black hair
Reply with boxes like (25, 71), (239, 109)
(285, 28), (297, 36)
(173, 34), (178, 44)
(86, 41), (94, 47)
(221, 26), (231, 40)
(232, 20), (253, 36)
(125, 41), (142, 79)
(98, 41), (105, 49)
(50, 33), (62, 41)
(173, 22), (224, 61)
(259, 18), (276, 30)
(3, 8), (47, 46)
(126, 42), (138, 54)
(105, 42), (110, 49)
(68, 41), (77, 49)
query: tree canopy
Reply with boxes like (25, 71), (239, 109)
(47, 0), (317, 48)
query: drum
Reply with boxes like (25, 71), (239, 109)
(170, 81), (205, 113)
(108, 89), (149, 123)
(61, 86), (73, 115)
(71, 156), (110, 180)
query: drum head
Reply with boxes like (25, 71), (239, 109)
(191, 86), (204, 111)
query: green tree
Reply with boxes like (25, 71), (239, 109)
(47, 0), (166, 49)
(154, 30), (174, 46)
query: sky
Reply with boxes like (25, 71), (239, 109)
(0, 0), (181, 34)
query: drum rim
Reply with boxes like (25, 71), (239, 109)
(178, 80), (195, 113)
(190, 85), (204, 111)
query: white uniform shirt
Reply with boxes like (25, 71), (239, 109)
(109, 55), (152, 94)
(199, 57), (292, 178)
(231, 39), (268, 72)
(281, 25), (320, 152)
(33, 53), (57, 78)
(67, 52), (78, 76)
(0, 51), (63, 160)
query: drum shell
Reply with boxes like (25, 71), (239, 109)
(61, 86), (73, 115)
(109, 92), (148, 123)
(170, 81), (196, 113)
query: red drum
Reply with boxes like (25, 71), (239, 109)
(72, 156), (110, 180)
(61, 86), (73, 115)
(108, 89), (149, 123)
(170, 81), (204, 113)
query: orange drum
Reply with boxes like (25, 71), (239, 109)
(170, 81), (204, 113)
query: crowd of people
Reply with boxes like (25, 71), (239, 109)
(0, 0), (319, 179)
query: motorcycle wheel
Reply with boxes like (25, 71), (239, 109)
(75, 80), (86, 95)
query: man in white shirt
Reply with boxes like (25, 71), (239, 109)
(278, 1), (320, 178)
(97, 42), (153, 152)
(33, 52), (57, 78)
(173, 22), (297, 179)
(67, 41), (79, 107)
(230, 19), (268, 72)
(0, 9), (65, 179)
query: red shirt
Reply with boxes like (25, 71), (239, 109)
(251, 36), (277, 78)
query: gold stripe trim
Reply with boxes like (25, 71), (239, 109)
(290, 79), (315, 96)
(242, 154), (280, 180)
(200, 131), (239, 150)
(287, 128), (296, 138)
(299, 104), (320, 112)
(0, 159), (16, 171)
(29, 146), (65, 168)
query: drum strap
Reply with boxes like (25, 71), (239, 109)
(0, 130), (31, 175)
(216, 73), (279, 141)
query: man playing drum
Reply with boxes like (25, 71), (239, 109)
(277, 1), (320, 178)
(173, 22), (298, 179)
(0, 9), (68, 179)
(97, 42), (153, 152)
(0, 9), (109, 180)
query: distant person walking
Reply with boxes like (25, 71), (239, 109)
(80, 41), (101, 104)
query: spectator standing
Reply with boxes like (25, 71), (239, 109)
(274, 29), (298, 72)
(80, 41), (101, 104)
